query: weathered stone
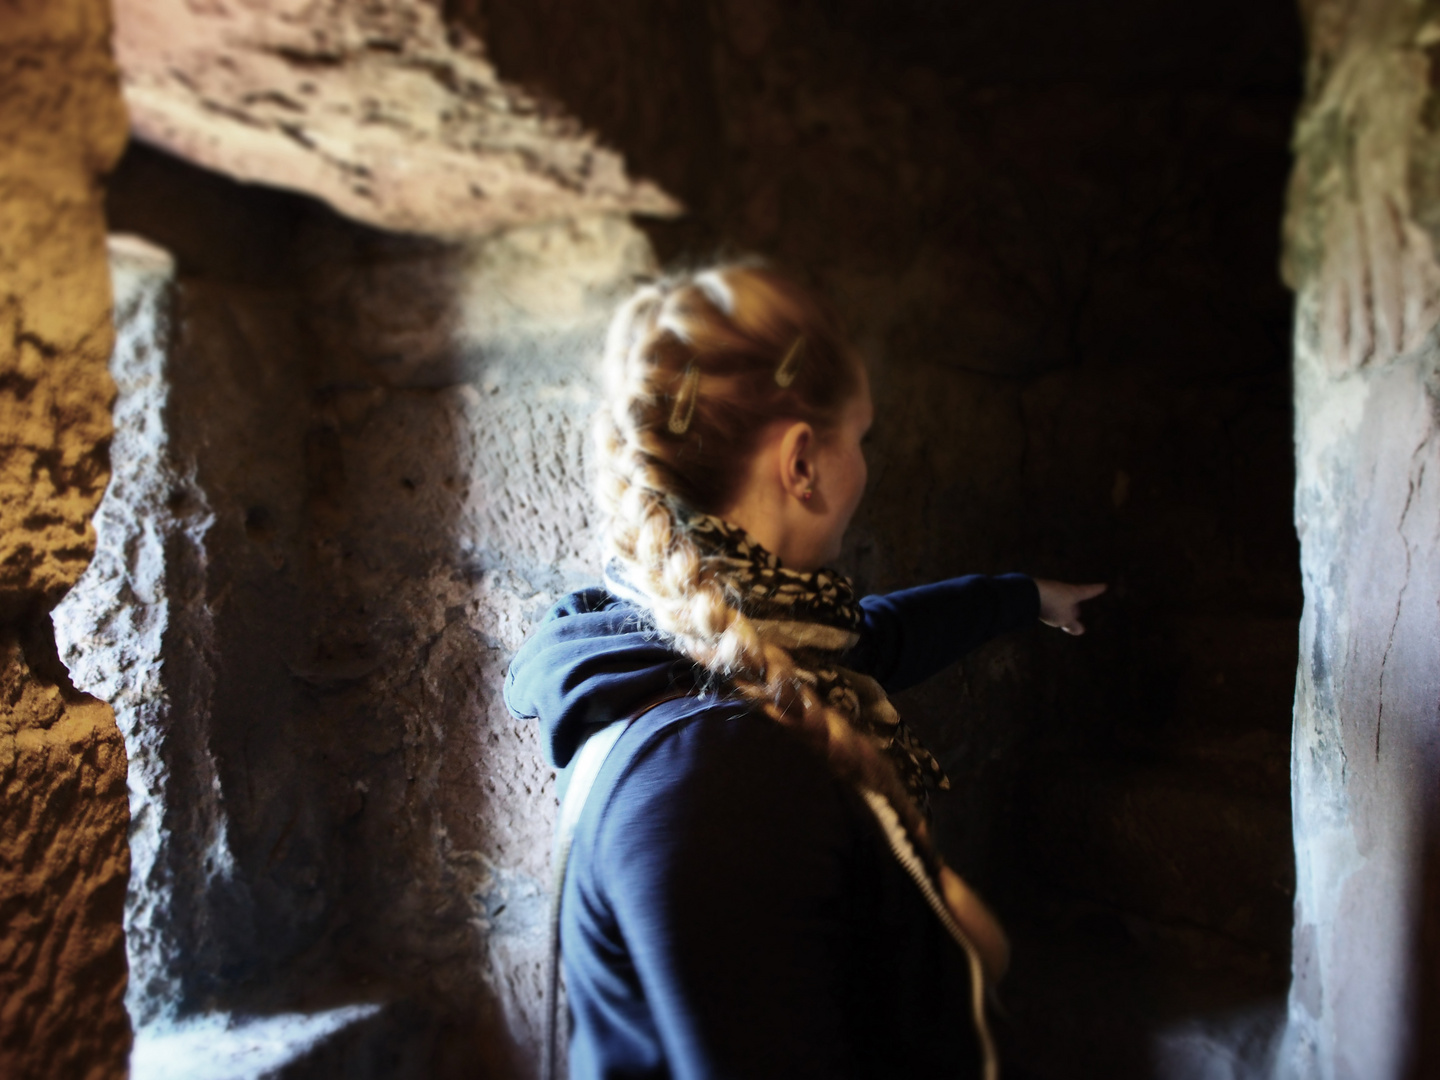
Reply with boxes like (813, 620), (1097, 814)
(1280, 1), (1440, 1076)
(0, 642), (130, 1080)
(128, 1004), (382, 1080)
(55, 235), (246, 1030)
(270, 212), (653, 1071)
(110, 0), (681, 239)
(0, 2), (132, 1078)
(82, 145), (659, 1073)
(0, 0), (127, 616)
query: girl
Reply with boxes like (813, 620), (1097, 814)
(505, 264), (1104, 1079)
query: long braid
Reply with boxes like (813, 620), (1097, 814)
(591, 268), (937, 859)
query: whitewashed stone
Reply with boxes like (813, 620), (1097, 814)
(1280, 2), (1440, 1075)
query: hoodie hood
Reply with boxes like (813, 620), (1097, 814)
(504, 587), (700, 770)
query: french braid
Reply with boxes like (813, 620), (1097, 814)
(592, 264), (936, 860)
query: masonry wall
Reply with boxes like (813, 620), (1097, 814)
(0, 3), (132, 1078)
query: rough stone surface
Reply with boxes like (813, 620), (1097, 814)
(110, 0), (680, 239)
(0, 1), (127, 616)
(55, 235), (245, 1031)
(1280, 2), (1440, 1075)
(90, 142), (657, 1075)
(0, 2), (132, 1079)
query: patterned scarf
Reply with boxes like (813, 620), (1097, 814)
(608, 514), (950, 815)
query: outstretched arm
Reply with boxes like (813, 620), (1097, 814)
(848, 574), (1038, 693)
(848, 573), (1106, 693)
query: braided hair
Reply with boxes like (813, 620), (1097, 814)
(591, 263), (933, 853)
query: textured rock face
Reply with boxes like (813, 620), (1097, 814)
(0, 3), (132, 1079)
(54, 236), (242, 1030)
(88, 142), (658, 1074)
(110, 0), (679, 238)
(7, 0), (1337, 1077)
(0, 1), (126, 618)
(1281, 2), (1440, 1076)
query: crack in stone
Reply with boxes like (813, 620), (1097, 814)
(14, 327), (59, 360)
(1375, 440), (1431, 760)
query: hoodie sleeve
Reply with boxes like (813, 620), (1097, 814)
(846, 573), (1039, 693)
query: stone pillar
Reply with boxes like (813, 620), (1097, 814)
(55, 169), (657, 1073)
(0, 2), (132, 1078)
(1283, 2), (1440, 1077)
(54, 237), (243, 1030)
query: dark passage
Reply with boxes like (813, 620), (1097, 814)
(455, 1), (1305, 1075)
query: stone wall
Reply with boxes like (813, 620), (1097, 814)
(1281, 1), (1440, 1076)
(20, 0), (1440, 1075)
(56, 143), (659, 1077)
(0, 2), (132, 1079)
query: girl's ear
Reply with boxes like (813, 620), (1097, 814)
(780, 421), (816, 497)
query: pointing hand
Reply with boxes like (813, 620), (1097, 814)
(1034, 579), (1108, 635)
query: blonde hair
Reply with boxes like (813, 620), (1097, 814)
(592, 262), (933, 853)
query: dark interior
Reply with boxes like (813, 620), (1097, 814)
(103, 1), (1306, 1075)
(450, 1), (1306, 1073)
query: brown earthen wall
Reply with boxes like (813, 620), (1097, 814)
(0, 2), (132, 1078)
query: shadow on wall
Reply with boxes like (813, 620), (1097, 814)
(54, 143), (658, 1078)
(1419, 811), (1440, 1076)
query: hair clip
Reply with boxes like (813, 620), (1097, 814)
(774, 336), (804, 388)
(668, 363), (701, 434)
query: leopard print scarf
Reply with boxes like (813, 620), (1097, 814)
(608, 513), (950, 815)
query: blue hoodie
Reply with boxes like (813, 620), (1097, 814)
(505, 573), (1039, 1080)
